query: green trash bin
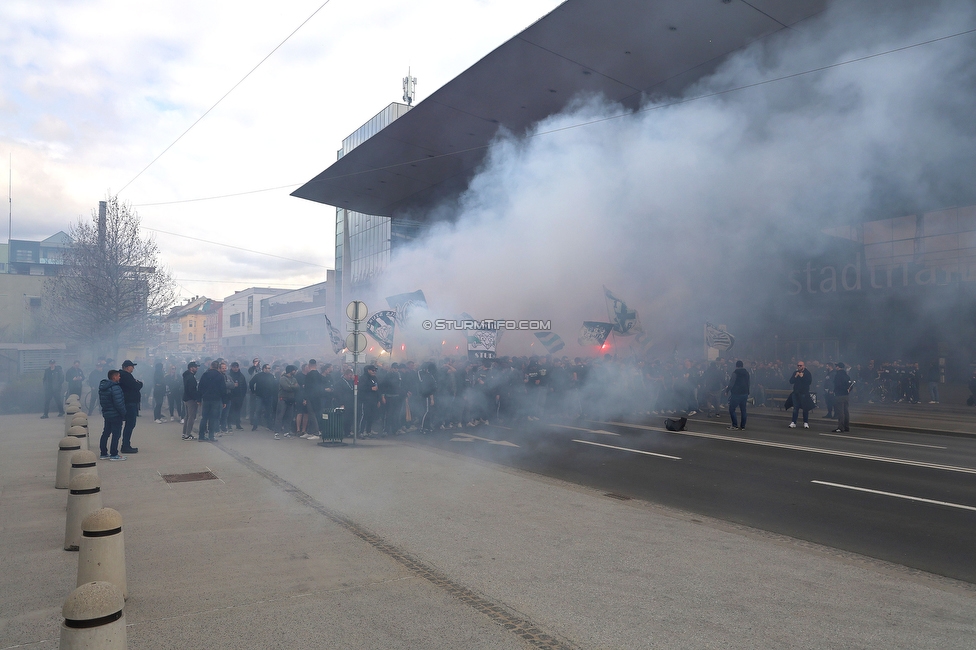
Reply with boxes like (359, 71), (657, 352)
(319, 407), (345, 444)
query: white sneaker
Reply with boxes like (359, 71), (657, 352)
(283, 432), (291, 438)
(180, 418), (185, 424)
(788, 422), (797, 429)
(274, 433), (280, 440)
(154, 419), (163, 423)
(803, 422), (810, 429)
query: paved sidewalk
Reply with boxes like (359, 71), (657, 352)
(2, 413), (975, 649)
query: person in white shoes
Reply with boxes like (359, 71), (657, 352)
(788, 361), (813, 429)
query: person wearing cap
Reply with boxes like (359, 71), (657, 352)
(118, 360), (143, 453)
(182, 361), (200, 440)
(40, 359), (64, 418)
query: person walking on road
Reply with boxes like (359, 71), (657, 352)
(788, 361), (813, 430)
(725, 360), (750, 431)
(833, 362), (852, 433)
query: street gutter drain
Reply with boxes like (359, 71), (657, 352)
(604, 492), (632, 501)
(162, 471), (218, 483)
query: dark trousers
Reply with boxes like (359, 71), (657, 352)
(183, 400), (198, 437)
(229, 399), (244, 428)
(824, 392), (835, 418)
(153, 386), (165, 420)
(420, 396), (435, 432)
(43, 387), (64, 416)
(200, 399), (222, 439)
(383, 396), (403, 435)
(729, 394), (748, 428)
(100, 416), (124, 456)
(360, 401), (379, 434)
(835, 396), (850, 431)
(122, 403), (138, 449)
(274, 399), (295, 433)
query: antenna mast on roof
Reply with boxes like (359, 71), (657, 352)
(402, 68), (417, 106)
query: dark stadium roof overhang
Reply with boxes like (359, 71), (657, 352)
(292, 0), (827, 218)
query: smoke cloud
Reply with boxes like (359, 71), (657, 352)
(377, 0), (976, 358)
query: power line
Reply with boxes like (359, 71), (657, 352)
(129, 23), (976, 206)
(144, 226), (330, 268)
(118, 0), (336, 195)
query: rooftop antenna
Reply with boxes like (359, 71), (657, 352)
(402, 68), (417, 106)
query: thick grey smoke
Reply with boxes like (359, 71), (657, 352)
(377, 0), (976, 357)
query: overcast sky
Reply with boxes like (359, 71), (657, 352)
(0, 0), (563, 302)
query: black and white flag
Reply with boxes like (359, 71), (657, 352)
(578, 321), (614, 347)
(705, 322), (735, 351)
(324, 314), (344, 355)
(365, 310), (397, 354)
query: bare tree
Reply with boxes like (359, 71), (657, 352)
(45, 196), (176, 359)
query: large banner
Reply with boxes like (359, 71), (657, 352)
(467, 329), (499, 360)
(578, 321), (614, 347)
(365, 310), (398, 354)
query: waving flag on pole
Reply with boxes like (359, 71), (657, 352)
(365, 310), (397, 353)
(578, 322), (614, 347)
(386, 290), (428, 325)
(534, 331), (565, 354)
(705, 322), (735, 351)
(603, 287), (642, 336)
(324, 314), (344, 354)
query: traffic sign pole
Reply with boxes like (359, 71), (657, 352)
(345, 301), (368, 445)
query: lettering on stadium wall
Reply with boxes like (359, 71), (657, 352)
(787, 254), (976, 294)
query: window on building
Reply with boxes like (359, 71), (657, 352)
(189, 320), (194, 327)
(230, 313), (241, 328)
(188, 333), (194, 341)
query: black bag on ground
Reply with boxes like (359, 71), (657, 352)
(664, 417), (687, 432)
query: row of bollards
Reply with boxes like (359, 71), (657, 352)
(56, 394), (129, 649)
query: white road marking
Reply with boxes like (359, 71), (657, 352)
(572, 439), (681, 460)
(818, 432), (947, 449)
(450, 432), (519, 447)
(599, 421), (976, 475)
(812, 480), (976, 512)
(551, 424), (620, 436)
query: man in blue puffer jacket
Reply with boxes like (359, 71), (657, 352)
(98, 370), (127, 461)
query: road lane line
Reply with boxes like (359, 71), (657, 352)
(812, 480), (976, 512)
(572, 439), (681, 460)
(551, 424), (620, 436)
(819, 432), (946, 449)
(599, 421), (976, 475)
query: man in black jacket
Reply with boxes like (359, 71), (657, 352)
(41, 359), (64, 418)
(118, 360), (143, 453)
(788, 361), (813, 430)
(832, 362), (852, 433)
(249, 364), (277, 431)
(182, 362), (200, 440)
(197, 361), (225, 441)
(725, 360), (750, 430)
(227, 362), (248, 430)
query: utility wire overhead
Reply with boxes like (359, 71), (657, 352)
(118, 0), (336, 195)
(144, 226), (329, 268)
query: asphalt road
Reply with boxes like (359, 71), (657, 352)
(406, 413), (976, 584)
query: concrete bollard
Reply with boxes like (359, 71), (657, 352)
(67, 413), (89, 435)
(60, 581), (127, 650)
(70, 450), (98, 485)
(65, 403), (82, 416)
(68, 425), (90, 451)
(65, 474), (102, 551)
(57, 438), (84, 489)
(78, 508), (127, 600)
